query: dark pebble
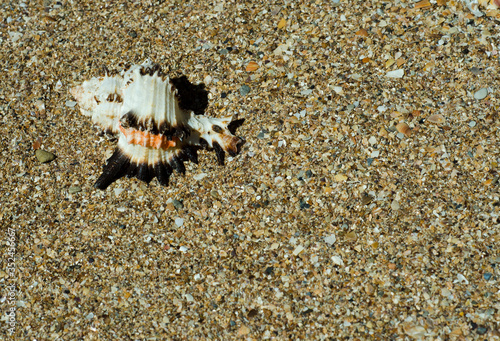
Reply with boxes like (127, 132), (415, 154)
(265, 267), (274, 275)
(476, 326), (488, 335)
(173, 199), (184, 210)
(247, 309), (258, 318)
(299, 200), (310, 209)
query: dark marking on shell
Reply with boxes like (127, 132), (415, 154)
(155, 162), (173, 186)
(170, 76), (209, 115)
(106, 93), (123, 103)
(120, 111), (190, 139)
(227, 119), (245, 135)
(182, 145), (199, 164)
(212, 125), (224, 134)
(94, 148), (130, 190)
(213, 142), (225, 166)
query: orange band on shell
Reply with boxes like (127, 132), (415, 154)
(118, 123), (178, 150)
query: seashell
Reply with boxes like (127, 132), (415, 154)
(396, 122), (411, 136)
(426, 114), (445, 125)
(70, 61), (245, 190)
(245, 61), (259, 72)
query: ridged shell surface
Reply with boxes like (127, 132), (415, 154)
(70, 61), (244, 190)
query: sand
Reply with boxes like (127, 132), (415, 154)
(1, 0), (499, 339)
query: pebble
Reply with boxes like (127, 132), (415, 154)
(293, 245), (305, 256)
(324, 234), (336, 245)
(473, 88), (488, 100)
(483, 272), (492, 280)
(386, 69), (404, 78)
(404, 326), (426, 338)
(174, 218), (184, 227)
(35, 150), (56, 163)
(470, 67), (482, 75)
(237, 325), (250, 336)
(193, 173), (207, 180)
(239, 85), (250, 96)
(68, 186), (81, 194)
(476, 326), (488, 335)
(65, 100), (77, 107)
(114, 187), (125, 197)
(469, 121), (476, 128)
(172, 200), (184, 210)
(391, 200), (400, 210)
(299, 199), (310, 209)
(331, 256), (344, 266)
(426, 114), (445, 124)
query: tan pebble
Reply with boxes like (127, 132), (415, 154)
(396, 122), (411, 136)
(355, 28), (369, 37)
(404, 325), (426, 338)
(238, 325), (250, 336)
(385, 59), (395, 68)
(449, 328), (462, 336)
(414, 0), (431, 9)
(365, 283), (375, 296)
(246, 61), (259, 72)
(35, 149), (56, 163)
(324, 187), (333, 194)
(427, 114), (445, 124)
(361, 193), (373, 205)
(388, 263), (397, 270)
(277, 18), (286, 29)
(378, 127), (389, 138)
(32, 137), (42, 150)
(334, 174), (347, 182)
(483, 179), (493, 186)
(345, 231), (357, 241)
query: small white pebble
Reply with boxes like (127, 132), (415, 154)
(386, 69), (404, 78)
(324, 234), (336, 245)
(193, 173), (207, 180)
(332, 255), (344, 266)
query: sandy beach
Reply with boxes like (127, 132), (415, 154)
(1, 0), (499, 339)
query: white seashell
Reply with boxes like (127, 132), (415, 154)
(71, 61), (245, 190)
